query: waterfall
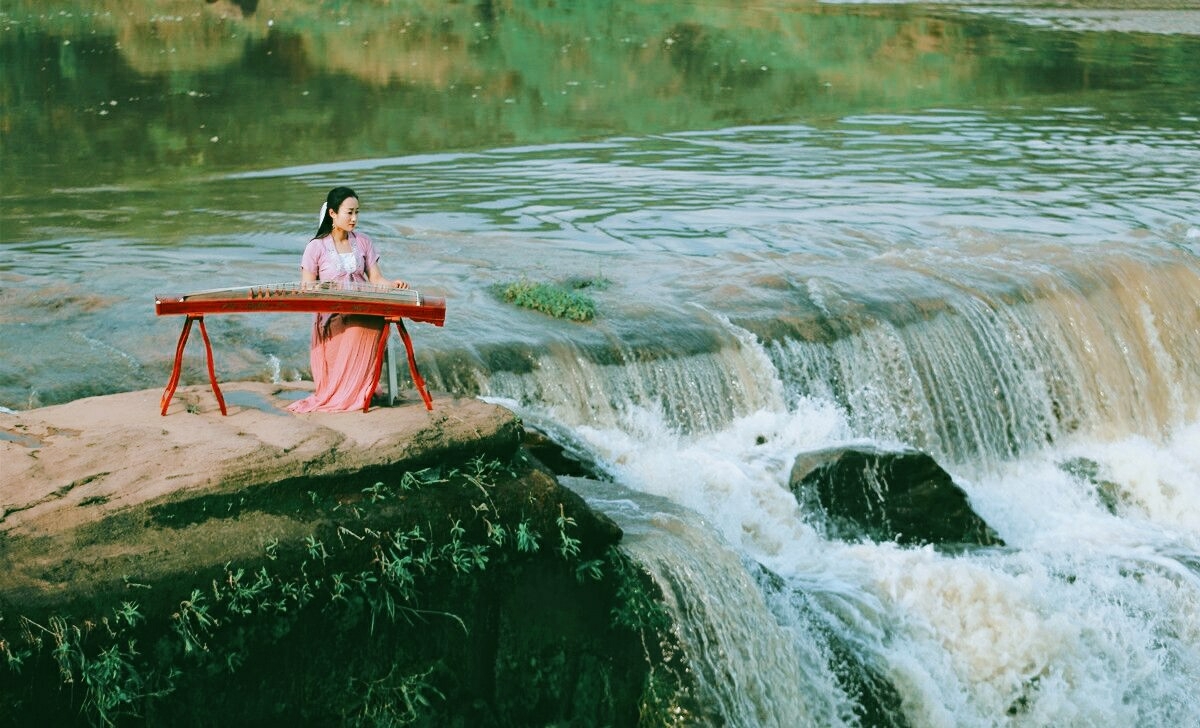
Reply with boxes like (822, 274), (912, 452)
(570, 478), (863, 728)
(474, 250), (1200, 726)
(769, 255), (1200, 468)
(471, 252), (1199, 469)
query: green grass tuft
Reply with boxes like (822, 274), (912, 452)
(494, 277), (610, 322)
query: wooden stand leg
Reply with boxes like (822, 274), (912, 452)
(395, 318), (434, 411)
(197, 317), (227, 416)
(160, 315), (227, 416)
(160, 317), (194, 415)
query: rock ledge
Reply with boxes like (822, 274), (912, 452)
(1, 382), (524, 614)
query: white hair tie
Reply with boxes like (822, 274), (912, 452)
(318, 202), (328, 224)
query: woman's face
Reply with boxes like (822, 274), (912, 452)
(329, 197), (359, 233)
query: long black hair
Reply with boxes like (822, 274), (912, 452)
(313, 186), (359, 240)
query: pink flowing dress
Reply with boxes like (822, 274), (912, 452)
(287, 232), (386, 413)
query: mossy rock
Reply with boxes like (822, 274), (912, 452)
(494, 277), (610, 322)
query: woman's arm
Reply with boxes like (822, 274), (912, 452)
(299, 239), (321, 286)
(367, 261), (408, 289)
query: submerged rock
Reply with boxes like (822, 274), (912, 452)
(1059, 456), (1128, 515)
(788, 445), (1004, 548)
(521, 426), (607, 480)
(752, 563), (912, 728)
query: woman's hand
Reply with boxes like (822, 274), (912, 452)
(365, 262), (408, 289)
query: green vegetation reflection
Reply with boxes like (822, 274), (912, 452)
(4, 0), (1197, 193)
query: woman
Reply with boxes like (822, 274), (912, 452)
(287, 186), (408, 413)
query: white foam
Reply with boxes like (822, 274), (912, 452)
(570, 396), (1200, 725)
(576, 400), (853, 563)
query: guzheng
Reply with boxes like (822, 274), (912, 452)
(155, 281), (446, 324)
(155, 281), (446, 416)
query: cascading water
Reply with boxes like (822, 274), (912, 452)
(576, 479), (857, 727)
(4, 4), (1200, 725)
(477, 250), (1200, 726)
(769, 253), (1200, 469)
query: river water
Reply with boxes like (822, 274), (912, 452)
(2, 1), (1199, 725)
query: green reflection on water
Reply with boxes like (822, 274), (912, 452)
(2, 0), (1198, 196)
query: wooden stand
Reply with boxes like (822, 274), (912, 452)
(367, 318), (433, 412)
(159, 315), (433, 416)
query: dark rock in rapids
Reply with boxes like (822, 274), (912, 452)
(788, 445), (1004, 549)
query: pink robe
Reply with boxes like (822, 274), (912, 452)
(287, 232), (386, 413)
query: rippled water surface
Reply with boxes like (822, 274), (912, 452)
(4, 3), (1200, 726)
(2, 102), (1197, 407)
(0, 0), (1197, 431)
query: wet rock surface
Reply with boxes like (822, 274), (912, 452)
(789, 445), (1004, 549)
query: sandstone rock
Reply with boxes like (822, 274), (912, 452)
(0, 383), (663, 727)
(0, 382), (525, 615)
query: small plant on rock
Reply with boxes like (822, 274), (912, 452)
(494, 275), (610, 322)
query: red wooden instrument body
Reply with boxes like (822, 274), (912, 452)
(154, 283), (446, 415)
(155, 283), (446, 324)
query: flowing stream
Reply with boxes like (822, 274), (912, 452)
(2, 1), (1199, 724)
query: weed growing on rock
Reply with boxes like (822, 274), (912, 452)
(493, 276), (610, 322)
(605, 548), (699, 726)
(607, 549), (671, 635)
(351, 664), (444, 726)
(516, 520), (541, 553)
(557, 503), (582, 559)
(0, 454), (672, 727)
